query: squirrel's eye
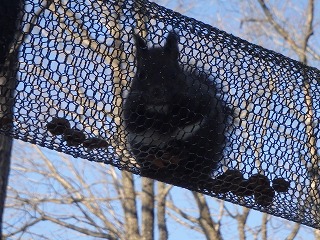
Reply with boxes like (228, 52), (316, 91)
(138, 70), (147, 80)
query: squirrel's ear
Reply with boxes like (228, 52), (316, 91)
(164, 32), (179, 59)
(133, 33), (147, 56)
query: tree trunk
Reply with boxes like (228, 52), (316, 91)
(122, 171), (140, 240)
(157, 182), (170, 240)
(141, 178), (154, 240)
(0, 0), (22, 236)
(0, 136), (13, 236)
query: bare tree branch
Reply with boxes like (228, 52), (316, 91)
(236, 207), (250, 240)
(6, 144), (124, 239)
(192, 192), (222, 240)
(285, 222), (301, 240)
(4, 217), (42, 238)
(41, 213), (117, 239)
(314, 229), (320, 239)
(301, 0), (314, 64)
(257, 0), (302, 55)
(166, 198), (199, 225)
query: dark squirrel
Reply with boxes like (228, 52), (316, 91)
(123, 32), (228, 189)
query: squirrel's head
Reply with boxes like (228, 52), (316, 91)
(131, 32), (186, 109)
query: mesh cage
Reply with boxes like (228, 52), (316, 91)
(1, 0), (320, 229)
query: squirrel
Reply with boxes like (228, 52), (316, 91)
(122, 31), (228, 189)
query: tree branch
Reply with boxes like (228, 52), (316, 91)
(257, 0), (302, 56)
(41, 214), (117, 239)
(285, 222), (301, 240)
(192, 192), (222, 240)
(300, 0), (314, 64)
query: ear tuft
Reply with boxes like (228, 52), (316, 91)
(164, 32), (179, 59)
(133, 33), (147, 50)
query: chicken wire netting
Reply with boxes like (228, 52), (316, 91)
(1, 0), (320, 229)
